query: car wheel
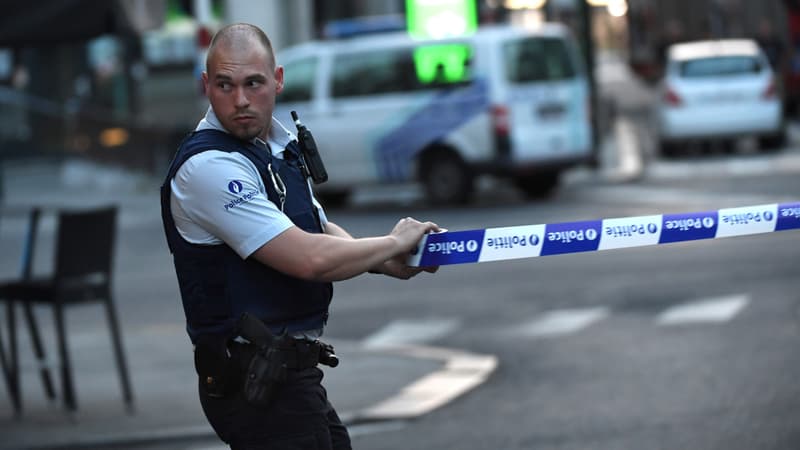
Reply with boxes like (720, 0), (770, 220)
(514, 172), (560, 199)
(719, 139), (736, 154)
(757, 129), (786, 152)
(659, 140), (678, 158)
(420, 151), (474, 205)
(316, 189), (351, 209)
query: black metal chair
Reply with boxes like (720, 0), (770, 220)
(0, 206), (134, 414)
(1, 208), (56, 416)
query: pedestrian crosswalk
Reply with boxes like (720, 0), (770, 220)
(511, 307), (609, 339)
(362, 318), (460, 349)
(362, 294), (754, 347)
(656, 294), (749, 326)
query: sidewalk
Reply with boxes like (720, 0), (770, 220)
(0, 159), (497, 450)
(0, 334), (450, 450)
(0, 309), (496, 450)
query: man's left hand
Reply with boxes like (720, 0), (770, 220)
(374, 256), (439, 280)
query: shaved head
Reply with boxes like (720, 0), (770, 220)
(207, 23), (276, 73)
(202, 22), (284, 141)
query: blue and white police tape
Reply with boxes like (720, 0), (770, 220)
(407, 202), (800, 267)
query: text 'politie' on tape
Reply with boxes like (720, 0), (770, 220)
(406, 202), (800, 267)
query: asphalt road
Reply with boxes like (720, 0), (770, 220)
(331, 149), (800, 450)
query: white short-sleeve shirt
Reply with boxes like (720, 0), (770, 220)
(170, 108), (328, 259)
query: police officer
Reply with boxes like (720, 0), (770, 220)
(160, 23), (440, 449)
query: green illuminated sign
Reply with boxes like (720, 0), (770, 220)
(406, 0), (477, 84)
(406, 0), (478, 39)
(414, 44), (472, 84)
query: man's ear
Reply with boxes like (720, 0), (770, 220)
(201, 71), (210, 96)
(274, 65), (284, 94)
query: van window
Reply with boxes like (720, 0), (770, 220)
(504, 37), (576, 82)
(280, 57), (317, 103)
(332, 48), (411, 98)
(679, 56), (762, 78)
(331, 44), (472, 98)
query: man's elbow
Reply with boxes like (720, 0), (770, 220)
(297, 254), (338, 282)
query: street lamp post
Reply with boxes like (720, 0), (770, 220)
(579, 0), (600, 168)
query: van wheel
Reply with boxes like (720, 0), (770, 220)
(421, 152), (474, 205)
(514, 172), (559, 199)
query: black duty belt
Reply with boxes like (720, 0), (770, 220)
(195, 314), (337, 399)
(233, 313), (339, 370)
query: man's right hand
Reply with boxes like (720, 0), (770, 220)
(389, 217), (441, 252)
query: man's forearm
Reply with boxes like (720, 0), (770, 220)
(324, 221), (386, 274)
(323, 221), (354, 240)
(252, 218), (437, 282)
(308, 233), (402, 281)
(252, 227), (401, 282)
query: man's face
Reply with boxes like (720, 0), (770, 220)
(203, 40), (283, 141)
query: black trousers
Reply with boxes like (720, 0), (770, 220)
(199, 366), (352, 450)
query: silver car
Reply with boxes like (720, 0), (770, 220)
(655, 39), (785, 156)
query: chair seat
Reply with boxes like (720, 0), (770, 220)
(0, 277), (110, 305)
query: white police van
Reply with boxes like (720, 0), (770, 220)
(275, 23), (592, 205)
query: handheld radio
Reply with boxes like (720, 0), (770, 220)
(291, 111), (328, 184)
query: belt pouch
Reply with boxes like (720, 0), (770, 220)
(194, 334), (236, 398)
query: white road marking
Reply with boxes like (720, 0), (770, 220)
(515, 307), (610, 338)
(357, 345), (497, 421)
(347, 420), (408, 437)
(657, 294), (750, 326)
(363, 318), (460, 349)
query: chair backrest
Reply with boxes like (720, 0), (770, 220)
(21, 207), (42, 279)
(54, 206), (117, 282)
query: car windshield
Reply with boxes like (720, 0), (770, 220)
(504, 37), (576, 82)
(679, 56), (762, 78)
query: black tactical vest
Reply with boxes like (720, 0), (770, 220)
(160, 129), (332, 343)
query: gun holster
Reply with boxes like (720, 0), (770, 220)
(237, 313), (288, 408)
(242, 342), (288, 408)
